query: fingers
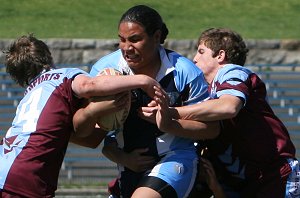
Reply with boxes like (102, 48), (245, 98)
(154, 86), (167, 95)
(140, 106), (157, 113)
(137, 106), (158, 123)
(147, 100), (157, 107)
(200, 158), (217, 178)
(153, 86), (169, 108)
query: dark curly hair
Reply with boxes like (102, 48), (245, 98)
(119, 5), (169, 44)
(4, 33), (54, 87)
(198, 28), (249, 66)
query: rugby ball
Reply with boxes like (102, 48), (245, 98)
(95, 68), (131, 131)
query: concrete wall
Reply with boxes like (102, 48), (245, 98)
(1, 39), (300, 66)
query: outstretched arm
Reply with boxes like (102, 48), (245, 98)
(154, 86), (220, 140)
(174, 94), (243, 122)
(72, 74), (160, 99)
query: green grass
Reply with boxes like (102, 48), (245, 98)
(0, 0), (299, 39)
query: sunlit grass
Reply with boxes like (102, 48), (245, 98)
(0, 0), (299, 39)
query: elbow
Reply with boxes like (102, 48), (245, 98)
(222, 106), (240, 119)
(76, 80), (94, 98)
(221, 99), (243, 119)
(192, 121), (220, 141)
(74, 76), (102, 98)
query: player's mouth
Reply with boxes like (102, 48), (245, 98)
(125, 54), (139, 62)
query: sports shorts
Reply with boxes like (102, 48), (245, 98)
(142, 150), (198, 198)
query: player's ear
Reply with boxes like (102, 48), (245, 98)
(217, 50), (226, 63)
(153, 29), (161, 44)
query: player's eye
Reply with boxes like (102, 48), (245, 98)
(199, 49), (204, 54)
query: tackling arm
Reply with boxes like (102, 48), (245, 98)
(71, 74), (160, 99)
(174, 94), (243, 122)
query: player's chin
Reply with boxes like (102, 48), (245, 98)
(127, 63), (143, 71)
(126, 59), (141, 67)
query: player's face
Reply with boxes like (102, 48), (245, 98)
(193, 43), (219, 82)
(118, 22), (160, 73)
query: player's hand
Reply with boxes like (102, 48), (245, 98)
(200, 157), (220, 193)
(123, 148), (156, 172)
(87, 92), (129, 117)
(140, 76), (161, 99)
(154, 86), (172, 132)
(138, 100), (158, 124)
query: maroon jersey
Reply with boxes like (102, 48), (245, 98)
(204, 64), (295, 185)
(0, 68), (85, 197)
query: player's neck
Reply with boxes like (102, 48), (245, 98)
(134, 56), (161, 79)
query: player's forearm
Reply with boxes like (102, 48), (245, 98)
(91, 75), (148, 95)
(175, 99), (237, 122)
(102, 144), (127, 165)
(161, 119), (220, 140)
(70, 128), (106, 148)
(73, 106), (97, 138)
(75, 75), (156, 98)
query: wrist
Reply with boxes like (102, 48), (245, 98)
(137, 75), (150, 88)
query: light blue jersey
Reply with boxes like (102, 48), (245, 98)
(91, 46), (209, 197)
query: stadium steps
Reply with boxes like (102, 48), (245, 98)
(59, 143), (118, 185)
(55, 187), (109, 198)
(250, 65), (300, 158)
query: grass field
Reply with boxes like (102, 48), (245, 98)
(0, 0), (299, 39)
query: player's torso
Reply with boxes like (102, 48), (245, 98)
(207, 65), (295, 180)
(123, 71), (195, 158)
(90, 49), (204, 157)
(0, 68), (83, 197)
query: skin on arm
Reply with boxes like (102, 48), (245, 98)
(71, 73), (160, 147)
(153, 86), (220, 140)
(70, 128), (107, 149)
(137, 100), (158, 124)
(174, 94), (243, 122)
(71, 74), (161, 99)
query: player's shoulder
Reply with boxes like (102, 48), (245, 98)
(90, 50), (122, 76)
(218, 64), (252, 83)
(93, 50), (122, 68)
(54, 67), (88, 78)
